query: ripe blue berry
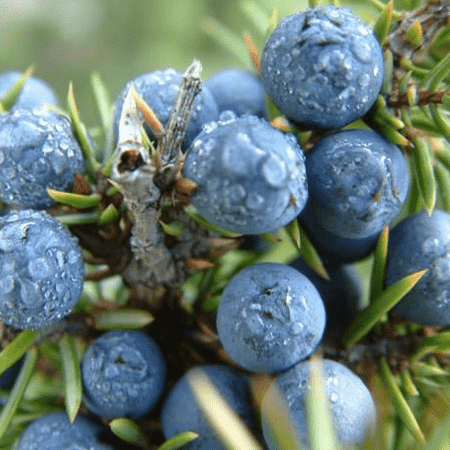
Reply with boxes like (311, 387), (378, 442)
(183, 111), (308, 234)
(161, 364), (256, 450)
(304, 129), (409, 239)
(0, 210), (84, 329)
(216, 263), (326, 372)
(290, 259), (362, 340)
(0, 356), (23, 390)
(261, 6), (384, 130)
(261, 359), (377, 449)
(0, 108), (84, 210)
(16, 412), (115, 450)
(298, 213), (380, 266)
(0, 71), (59, 111)
(385, 210), (450, 326)
(81, 329), (167, 420)
(204, 68), (266, 118)
(113, 68), (219, 149)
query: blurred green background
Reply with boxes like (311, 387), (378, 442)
(0, 0), (383, 127)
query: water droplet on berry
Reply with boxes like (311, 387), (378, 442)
(50, 150), (68, 175)
(0, 275), (14, 294)
(299, 296), (309, 310)
(436, 290), (450, 306)
(218, 110), (237, 123)
(56, 250), (66, 267)
(4, 166), (15, 180)
(359, 73), (370, 89)
(330, 392), (338, 403)
(261, 154), (287, 188)
(295, 66), (306, 81)
(227, 183), (246, 203)
(246, 193), (264, 211)
(28, 257), (51, 279)
(59, 139), (69, 151)
(352, 36), (372, 63)
(291, 322), (304, 334)
(423, 237), (440, 253)
(203, 122), (218, 134)
(68, 249), (80, 265)
(281, 54), (291, 67)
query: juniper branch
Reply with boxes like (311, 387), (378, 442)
(387, 0), (450, 62)
(110, 60), (205, 298)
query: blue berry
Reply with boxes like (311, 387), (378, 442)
(183, 111), (308, 234)
(261, 6), (384, 130)
(290, 259), (362, 340)
(299, 213), (380, 266)
(304, 129), (409, 239)
(161, 364), (256, 450)
(0, 356), (23, 390)
(216, 263), (326, 372)
(204, 68), (266, 118)
(0, 71), (59, 111)
(113, 68), (219, 149)
(81, 329), (166, 420)
(16, 412), (115, 450)
(0, 108), (84, 210)
(0, 210), (84, 329)
(261, 359), (377, 449)
(385, 210), (450, 326)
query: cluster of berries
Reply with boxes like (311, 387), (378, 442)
(2, 3), (450, 450)
(0, 70), (85, 331)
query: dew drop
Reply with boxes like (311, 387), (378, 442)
(50, 150), (68, 175)
(0, 275), (14, 294)
(436, 290), (450, 306)
(28, 257), (51, 279)
(299, 295), (309, 310)
(68, 249), (80, 265)
(3, 166), (15, 180)
(281, 54), (291, 67)
(352, 37), (372, 63)
(284, 70), (293, 81)
(330, 392), (338, 403)
(56, 250), (67, 267)
(218, 110), (236, 123)
(203, 122), (218, 134)
(358, 73), (370, 89)
(59, 139), (69, 151)
(433, 256), (450, 281)
(227, 183), (246, 203)
(246, 193), (264, 211)
(261, 154), (287, 188)
(423, 237), (440, 253)
(291, 322), (304, 334)
(105, 363), (120, 379)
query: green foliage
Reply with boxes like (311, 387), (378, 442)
(59, 335), (82, 423)
(110, 418), (147, 446)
